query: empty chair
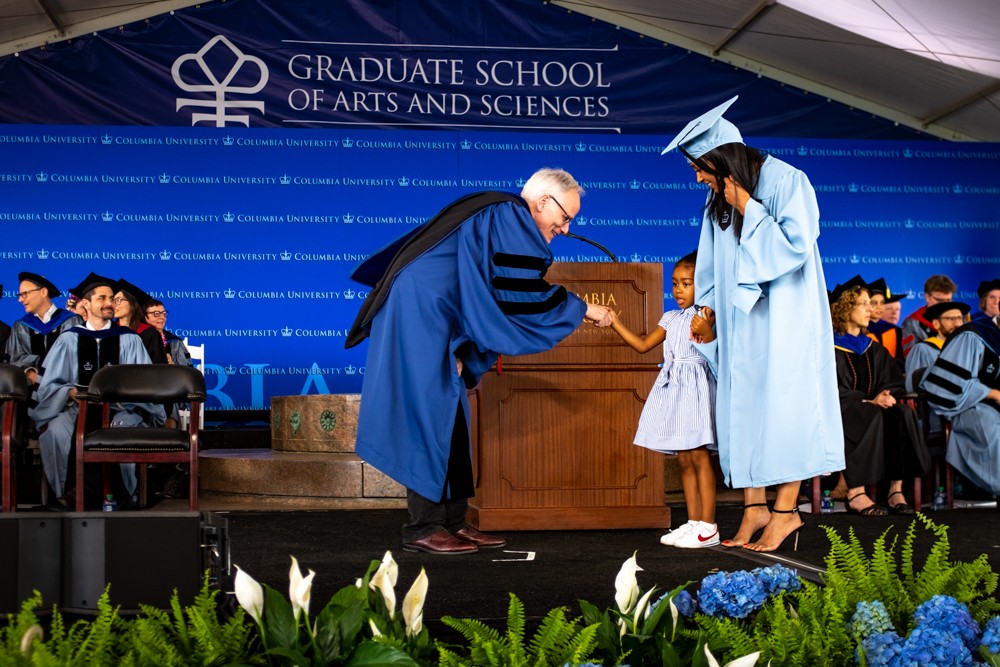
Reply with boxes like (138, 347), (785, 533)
(73, 364), (206, 511)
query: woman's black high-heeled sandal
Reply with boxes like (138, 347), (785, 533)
(721, 503), (770, 549)
(887, 491), (915, 515)
(846, 492), (888, 517)
(743, 507), (804, 553)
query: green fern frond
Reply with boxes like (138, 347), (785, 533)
(505, 593), (526, 646)
(442, 616), (503, 644)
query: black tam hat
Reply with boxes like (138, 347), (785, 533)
(977, 279), (1000, 299)
(829, 275), (868, 304)
(18, 272), (61, 298)
(114, 278), (154, 307)
(68, 272), (115, 299)
(925, 301), (971, 321)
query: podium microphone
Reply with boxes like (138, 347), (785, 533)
(562, 232), (618, 262)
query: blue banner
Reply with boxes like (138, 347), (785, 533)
(1, 125), (998, 410)
(0, 0), (919, 139)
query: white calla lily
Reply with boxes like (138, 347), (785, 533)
(19, 624), (43, 655)
(234, 564), (264, 624)
(705, 644), (761, 667)
(669, 597), (679, 634)
(369, 551), (398, 617)
(402, 568), (429, 637)
(369, 618), (383, 637)
(614, 552), (643, 614)
(288, 557), (316, 620)
(632, 587), (656, 629)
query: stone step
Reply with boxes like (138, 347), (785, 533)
(199, 449), (405, 507)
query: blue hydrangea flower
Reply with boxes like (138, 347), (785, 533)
(752, 564), (802, 596)
(898, 625), (974, 667)
(913, 595), (980, 652)
(673, 589), (696, 617)
(981, 616), (1000, 654)
(849, 600), (895, 641)
(697, 571), (768, 619)
(860, 630), (903, 667)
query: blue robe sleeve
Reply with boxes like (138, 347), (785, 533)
(904, 343), (938, 392)
(28, 334), (77, 427)
(732, 169), (820, 314)
(455, 203), (586, 364)
(920, 331), (991, 417)
(693, 212), (717, 312)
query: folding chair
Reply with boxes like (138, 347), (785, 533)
(73, 364), (206, 511)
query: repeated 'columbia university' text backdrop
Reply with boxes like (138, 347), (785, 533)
(1, 126), (998, 408)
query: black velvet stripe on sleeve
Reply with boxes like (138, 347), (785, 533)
(934, 357), (972, 380)
(924, 372), (961, 395)
(493, 252), (547, 272)
(491, 276), (551, 292)
(497, 286), (568, 315)
(924, 392), (956, 409)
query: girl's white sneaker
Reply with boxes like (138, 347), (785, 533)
(659, 520), (697, 546)
(674, 522), (720, 548)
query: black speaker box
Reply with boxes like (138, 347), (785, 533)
(0, 514), (62, 615)
(0, 511), (229, 616)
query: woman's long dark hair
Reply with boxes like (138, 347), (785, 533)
(684, 143), (764, 241)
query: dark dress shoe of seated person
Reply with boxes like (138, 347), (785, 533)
(452, 525), (507, 548)
(403, 527), (479, 555)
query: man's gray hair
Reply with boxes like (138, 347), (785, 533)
(520, 168), (585, 203)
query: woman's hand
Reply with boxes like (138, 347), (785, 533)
(869, 389), (896, 408)
(691, 306), (716, 343)
(724, 176), (751, 215)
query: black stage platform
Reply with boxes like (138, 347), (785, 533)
(223, 504), (1000, 628)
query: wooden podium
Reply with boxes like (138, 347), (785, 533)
(468, 262), (670, 530)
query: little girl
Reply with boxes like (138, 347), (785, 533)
(610, 251), (718, 548)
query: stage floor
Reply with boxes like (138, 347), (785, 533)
(208, 502), (1000, 629)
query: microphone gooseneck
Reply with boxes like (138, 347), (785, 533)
(562, 232), (618, 262)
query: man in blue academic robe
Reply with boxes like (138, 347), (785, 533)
(29, 272), (165, 507)
(920, 315), (1000, 497)
(5, 272), (83, 385)
(346, 168), (612, 555)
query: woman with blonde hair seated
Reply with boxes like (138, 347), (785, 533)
(830, 278), (930, 516)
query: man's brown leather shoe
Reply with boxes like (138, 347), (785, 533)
(452, 526), (507, 549)
(403, 527), (479, 555)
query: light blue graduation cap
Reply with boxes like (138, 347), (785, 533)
(661, 96), (743, 158)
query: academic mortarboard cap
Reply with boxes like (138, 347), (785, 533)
(662, 96), (743, 158)
(977, 279), (1000, 299)
(885, 291), (907, 304)
(18, 271), (61, 298)
(866, 278), (888, 298)
(829, 275), (868, 303)
(114, 278), (154, 307)
(68, 272), (114, 298)
(925, 301), (970, 321)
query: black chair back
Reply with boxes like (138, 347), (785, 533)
(85, 364), (206, 403)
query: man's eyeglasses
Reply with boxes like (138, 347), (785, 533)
(146, 310), (168, 317)
(17, 288), (42, 300)
(548, 195), (573, 224)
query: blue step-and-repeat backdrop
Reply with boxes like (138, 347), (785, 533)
(1, 0), (998, 410)
(2, 126), (998, 409)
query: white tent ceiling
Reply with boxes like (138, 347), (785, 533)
(2, 0), (998, 141)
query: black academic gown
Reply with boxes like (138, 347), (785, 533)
(836, 338), (930, 488)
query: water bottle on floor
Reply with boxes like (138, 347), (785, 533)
(820, 490), (834, 514)
(932, 486), (947, 511)
(102, 493), (117, 512)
